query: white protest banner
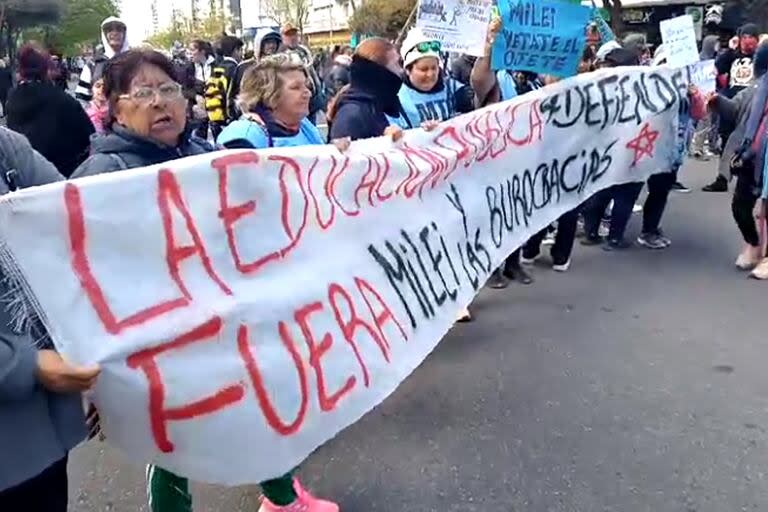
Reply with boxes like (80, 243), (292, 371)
(416, 0), (492, 56)
(660, 15), (700, 68)
(688, 59), (716, 94)
(0, 66), (688, 485)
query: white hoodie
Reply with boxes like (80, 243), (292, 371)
(75, 16), (129, 103)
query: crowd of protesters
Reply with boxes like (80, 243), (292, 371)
(1, 9), (768, 512)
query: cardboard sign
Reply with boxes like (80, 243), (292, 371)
(0, 66), (688, 486)
(688, 59), (716, 94)
(660, 15), (700, 68)
(491, 0), (591, 76)
(417, 0), (493, 57)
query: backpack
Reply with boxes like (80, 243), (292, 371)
(205, 63), (231, 123)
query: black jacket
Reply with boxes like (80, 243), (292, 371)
(71, 124), (213, 178)
(324, 63), (350, 99)
(0, 67), (13, 98)
(6, 81), (94, 178)
(329, 88), (393, 141)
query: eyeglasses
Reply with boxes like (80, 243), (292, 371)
(414, 41), (441, 54)
(119, 83), (183, 105)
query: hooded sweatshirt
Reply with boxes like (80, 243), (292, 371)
(324, 55), (351, 100)
(229, 29), (283, 119)
(75, 16), (129, 103)
(700, 35), (720, 61)
(0, 127), (86, 494)
(711, 49), (768, 180)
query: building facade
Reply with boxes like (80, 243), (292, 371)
(303, 0), (354, 48)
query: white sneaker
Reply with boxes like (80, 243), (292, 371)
(735, 246), (762, 270)
(750, 258), (768, 280)
(552, 260), (571, 272)
(632, 204), (643, 214)
(455, 307), (472, 323)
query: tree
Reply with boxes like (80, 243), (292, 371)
(601, 0), (623, 37)
(0, 0), (64, 62)
(23, 0), (119, 55)
(146, 8), (232, 50)
(264, 0), (310, 34)
(348, 0), (416, 40)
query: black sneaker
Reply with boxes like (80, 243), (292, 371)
(603, 238), (632, 251)
(487, 268), (509, 289)
(503, 264), (534, 285)
(702, 176), (728, 192)
(637, 232), (668, 250)
(581, 234), (604, 246)
(672, 181), (691, 193)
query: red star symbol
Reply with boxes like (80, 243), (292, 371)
(626, 123), (660, 167)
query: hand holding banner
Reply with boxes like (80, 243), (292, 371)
(491, 0), (591, 77)
(0, 66), (689, 486)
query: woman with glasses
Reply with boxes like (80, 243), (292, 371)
(73, 49), (208, 177)
(397, 28), (468, 127)
(72, 49), (339, 512)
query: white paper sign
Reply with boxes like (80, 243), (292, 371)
(417, 0), (492, 56)
(688, 59), (716, 94)
(0, 67), (688, 486)
(660, 15), (700, 68)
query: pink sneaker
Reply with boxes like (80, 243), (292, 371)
(258, 478), (339, 512)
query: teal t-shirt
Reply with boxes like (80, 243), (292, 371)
(218, 117), (324, 149)
(397, 78), (461, 127)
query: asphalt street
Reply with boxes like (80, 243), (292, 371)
(67, 158), (768, 512)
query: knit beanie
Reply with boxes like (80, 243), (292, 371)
(740, 23), (760, 38)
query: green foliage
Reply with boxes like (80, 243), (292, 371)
(2, 0), (64, 28)
(146, 8), (232, 50)
(22, 0), (119, 54)
(348, 0), (416, 39)
(264, 0), (311, 33)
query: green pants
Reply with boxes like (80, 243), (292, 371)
(147, 465), (296, 511)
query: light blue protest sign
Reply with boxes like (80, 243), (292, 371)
(492, 0), (592, 77)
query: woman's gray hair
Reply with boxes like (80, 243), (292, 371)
(238, 53), (307, 113)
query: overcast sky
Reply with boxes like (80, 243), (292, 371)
(120, 0), (153, 44)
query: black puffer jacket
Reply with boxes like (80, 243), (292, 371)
(71, 124), (213, 178)
(7, 80), (94, 177)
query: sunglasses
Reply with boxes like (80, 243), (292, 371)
(103, 22), (125, 33)
(414, 41), (441, 54)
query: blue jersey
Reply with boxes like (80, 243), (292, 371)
(496, 71), (518, 102)
(398, 78), (461, 127)
(217, 118), (324, 149)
